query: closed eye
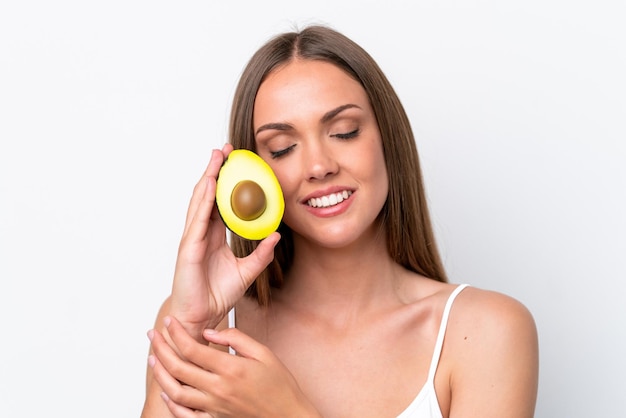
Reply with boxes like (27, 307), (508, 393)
(331, 129), (360, 140)
(270, 144), (296, 159)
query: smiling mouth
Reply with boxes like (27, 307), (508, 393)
(306, 190), (353, 208)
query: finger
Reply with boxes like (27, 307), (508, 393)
(205, 197), (228, 250)
(166, 316), (236, 374)
(149, 355), (216, 417)
(175, 176), (224, 266)
(204, 143), (234, 245)
(183, 150), (219, 232)
(184, 175), (220, 244)
(160, 392), (203, 418)
(208, 143), (233, 222)
(203, 327), (270, 361)
(150, 328), (219, 391)
(183, 149), (226, 235)
(236, 232), (281, 288)
(162, 394), (216, 418)
(221, 142), (234, 158)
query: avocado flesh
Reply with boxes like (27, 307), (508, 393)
(216, 149), (284, 240)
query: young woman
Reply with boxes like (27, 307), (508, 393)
(141, 25), (539, 418)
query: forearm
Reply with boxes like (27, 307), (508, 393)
(141, 365), (174, 418)
(142, 300), (231, 416)
(141, 299), (199, 418)
(142, 322), (176, 418)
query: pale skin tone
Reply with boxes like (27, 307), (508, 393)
(141, 60), (539, 417)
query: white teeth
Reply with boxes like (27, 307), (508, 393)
(307, 191), (352, 208)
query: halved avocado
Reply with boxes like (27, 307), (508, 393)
(215, 149), (284, 240)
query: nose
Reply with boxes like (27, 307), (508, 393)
(303, 141), (339, 181)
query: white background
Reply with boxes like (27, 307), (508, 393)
(1, 1), (624, 417)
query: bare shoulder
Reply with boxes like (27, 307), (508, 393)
(447, 286), (538, 361)
(443, 286), (539, 418)
(451, 286), (537, 334)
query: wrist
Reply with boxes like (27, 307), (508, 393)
(159, 318), (203, 345)
(163, 312), (226, 343)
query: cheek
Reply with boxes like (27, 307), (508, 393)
(363, 144), (390, 202)
(373, 162), (390, 200)
(357, 140), (388, 181)
(272, 168), (297, 199)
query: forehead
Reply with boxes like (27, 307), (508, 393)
(253, 60), (370, 126)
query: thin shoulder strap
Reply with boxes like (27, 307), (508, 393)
(228, 307), (236, 328)
(228, 307), (236, 355)
(427, 284), (470, 382)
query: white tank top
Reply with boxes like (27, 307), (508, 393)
(228, 283), (470, 418)
(395, 283), (469, 417)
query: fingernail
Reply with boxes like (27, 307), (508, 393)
(147, 329), (155, 341)
(160, 392), (170, 403)
(148, 355), (156, 368)
(204, 328), (218, 335)
(163, 316), (171, 327)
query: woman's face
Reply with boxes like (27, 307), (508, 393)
(253, 59), (389, 248)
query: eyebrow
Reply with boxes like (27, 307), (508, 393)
(320, 103), (362, 124)
(255, 103), (362, 136)
(255, 122), (293, 136)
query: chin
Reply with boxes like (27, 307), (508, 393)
(299, 222), (383, 250)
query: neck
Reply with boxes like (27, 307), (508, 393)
(276, 228), (404, 322)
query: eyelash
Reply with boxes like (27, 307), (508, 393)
(270, 144), (296, 159)
(331, 129), (360, 140)
(268, 129), (360, 159)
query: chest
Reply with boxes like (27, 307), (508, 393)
(285, 342), (428, 416)
(242, 308), (448, 417)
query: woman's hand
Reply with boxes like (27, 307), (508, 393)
(148, 316), (321, 418)
(169, 144), (280, 337)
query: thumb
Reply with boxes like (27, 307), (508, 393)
(203, 327), (268, 360)
(237, 231), (281, 288)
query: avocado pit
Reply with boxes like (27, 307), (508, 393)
(230, 180), (267, 221)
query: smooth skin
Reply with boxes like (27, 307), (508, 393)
(141, 60), (539, 417)
(141, 144), (284, 417)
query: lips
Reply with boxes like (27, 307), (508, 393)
(306, 190), (353, 208)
